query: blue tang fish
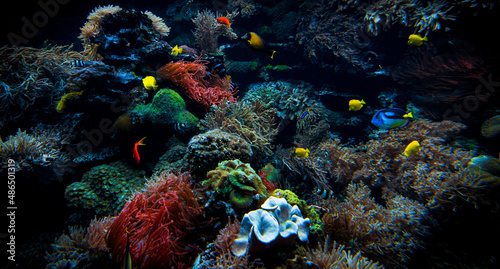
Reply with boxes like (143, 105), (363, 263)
(371, 108), (413, 129)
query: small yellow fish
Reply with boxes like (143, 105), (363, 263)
(171, 45), (183, 56)
(295, 148), (310, 158)
(408, 34), (428, 46)
(349, 99), (366, 111)
(404, 141), (421, 156)
(142, 76), (158, 90)
(403, 112), (413, 119)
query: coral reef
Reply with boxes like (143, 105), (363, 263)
(186, 129), (253, 172)
(45, 226), (93, 269)
(200, 100), (278, 156)
(192, 10), (239, 54)
(296, 1), (375, 70)
(129, 88), (199, 133)
(85, 216), (115, 252)
(79, 5), (171, 68)
(0, 45), (81, 125)
(272, 189), (324, 235)
(157, 59), (237, 110)
(65, 161), (145, 215)
(481, 115), (500, 138)
(231, 196), (310, 257)
(106, 172), (202, 268)
(229, 0), (258, 17)
(305, 237), (382, 269)
(243, 81), (327, 134)
(0, 129), (68, 175)
(320, 182), (429, 266)
(204, 159), (268, 208)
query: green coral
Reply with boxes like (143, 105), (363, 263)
(130, 88), (199, 133)
(65, 161), (146, 215)
(204, 159), (267, 208)
(272, 188), (324, 235)
(265, 64), (291, 71)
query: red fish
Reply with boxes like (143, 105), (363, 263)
(216, 17), (231, 28)
(133, 137), (146, 163)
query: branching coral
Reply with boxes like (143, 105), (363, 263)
(305, 237), (383, 269)
(192, 10), (239, 54)
(243, 81), (326, 133)
(106, 172), (202, 269)
(157, 59), (237, 110)
(200, 100), (278, 156)
(296, 1), (375, 69)
(364, 0), (458, 36)
(321, 182), (429, 266)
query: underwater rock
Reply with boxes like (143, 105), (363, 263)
(231, 196), (310, 257)
(186, 129), (253, 172)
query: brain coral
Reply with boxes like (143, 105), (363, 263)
(186, 129), (253, 171)
(204, 159), (267, 208)
(130, 88), (198, 133)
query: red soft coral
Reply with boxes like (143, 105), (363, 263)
(106, 173), (202, 269)
(158, 59), (237, 110)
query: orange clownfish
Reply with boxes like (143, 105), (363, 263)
(133, 137), (146, 163)
(216, 17), (231, 28)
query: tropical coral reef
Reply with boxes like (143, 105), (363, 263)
(204, 159), (268, 208)
(200, 99), (278, 156)
(158, 59), (237, 110)
(321, 182), (428, 266)
(0, 129), (68, 175)
(192, 10), (239, 54)
(0, 45), (81, 125)
(305, 237), (382, 269)
(231, 196), (310, 256)
(186, 129), (253, 172)
(65, 161), (145, 215)
(106, 172), (203, 269)
(79, 5), (171, 68)
(129, 88), (199, 132)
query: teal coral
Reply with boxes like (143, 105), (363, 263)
(65, 161), (146, 215)
(204, 159), (267, 208)
(130, 88), (199, 133)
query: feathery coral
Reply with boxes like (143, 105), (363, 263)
(106, 172), (202, 268)
(157, 59), (237, 110)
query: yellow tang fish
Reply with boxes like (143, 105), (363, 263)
(404, 141), (421, 156)
(142, 76), (158, 91)
(241, 32), (276, 59)
(171, 45), (183, 56)
(349, 99), (365, 111)
(408, 34), (428, 46)
(295, 148), (310, 158)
